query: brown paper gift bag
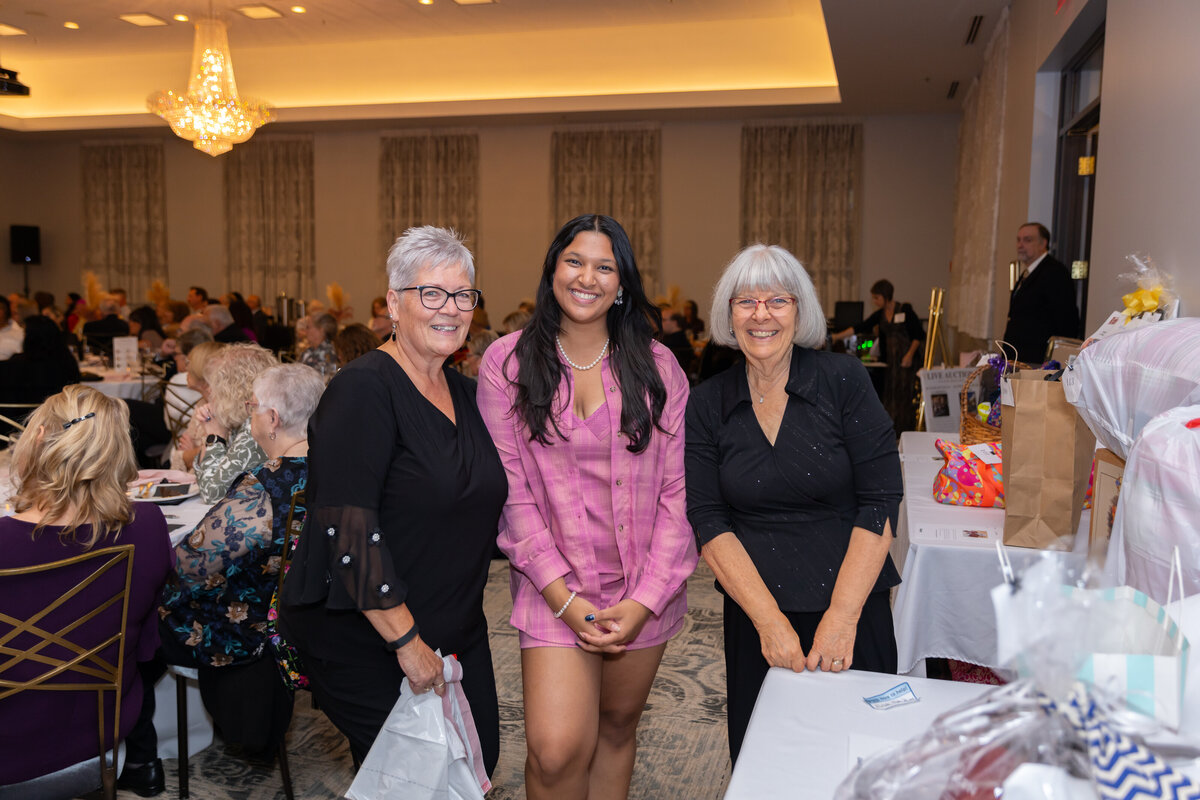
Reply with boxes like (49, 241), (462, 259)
(1000, 369), (1096, 549)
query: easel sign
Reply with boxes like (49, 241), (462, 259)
(917, 367), (980, 433)
(112, 336), (140, 373)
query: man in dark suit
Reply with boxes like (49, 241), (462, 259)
(1002, 222), (1079, 364)
(82, 296), (131, 357)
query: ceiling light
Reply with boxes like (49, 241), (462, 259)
(420, 0), (433, 5)
(174, 14), (190, 22)
(236, 5), (284, 19)
(290, 6), (307, 13)
(119, 13), (169, 27)
(452, 0), (495, 4)
(147, 18), (274, 156)
(0, 23), (29, 36)
(64, 21), (80, 29)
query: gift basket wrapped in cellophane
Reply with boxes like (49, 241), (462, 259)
(835, 554), (1197, 800)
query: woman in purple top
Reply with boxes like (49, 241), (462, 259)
(0, 385), (174, 794)
(478, 214), (697, 800)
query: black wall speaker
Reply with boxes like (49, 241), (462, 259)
(10, 225), (40, 265)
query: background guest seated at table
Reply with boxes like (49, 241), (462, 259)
(685, 245), (903, 766)
(129, 305), (167, 355)
(659, 311), (696, 375)
(0, 385), (174, 797)
(82, 295), (131, 358)
(192, 343), (277, 502)
(300, 312), (338, 377)
(0, 294), (24, 360)
(205, 303), (251, 344)
(147, 364), (325, 764)
(169, 340), (223, 472)
(831, 278), (925, 434)
(332, 322), (381, 369)
(0, 315), (80, 405)
(681, 298), (706, 337)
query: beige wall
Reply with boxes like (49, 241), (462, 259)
(994, 0), (1198, 337)
(1087, 0), (1200, 327)
(0, 114), (959, 331)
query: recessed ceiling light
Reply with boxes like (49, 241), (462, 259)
(452, 0), (495, 4)
(119, 13), (169, 27)
(0, 22), (27, 35)
(420, 0), (433, 5)
(237, 5), (284, 19)
(174, 14), (190, 22)
(290, 5), (306, 13)
(64, 21), (80, 29)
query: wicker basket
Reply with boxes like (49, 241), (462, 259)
(959, 362), (999, 445)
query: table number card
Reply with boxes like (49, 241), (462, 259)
(112, 336), (140, 372)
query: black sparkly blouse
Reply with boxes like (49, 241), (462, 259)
(685, 345), (902, 613)
(279, 350), (507, 662)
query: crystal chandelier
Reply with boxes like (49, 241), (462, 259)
(147, 18), (273, 156)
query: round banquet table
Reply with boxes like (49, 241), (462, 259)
(81, 369), (162, 401)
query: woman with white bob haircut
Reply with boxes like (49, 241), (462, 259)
(278, 226), (506, 775)
(684, 244), (903, 764)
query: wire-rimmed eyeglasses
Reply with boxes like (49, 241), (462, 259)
(401, 285), (482, 312)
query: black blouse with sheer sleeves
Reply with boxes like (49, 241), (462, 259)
(684, 345), (902, 613)
(278, 349), (507, 663)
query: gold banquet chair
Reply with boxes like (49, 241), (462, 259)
(0, 544), (136, 800)
(0, 401), (39, 447)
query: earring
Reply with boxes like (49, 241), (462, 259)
(615, 287), (624, 306)
(729, 326), (735, 337)
(269, 431), (277, 441)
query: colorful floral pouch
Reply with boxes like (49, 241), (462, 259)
(933, 438), (1005, 508)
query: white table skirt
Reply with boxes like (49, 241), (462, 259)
(724, 669), (988, 799)
(892, 432), (1089, 673)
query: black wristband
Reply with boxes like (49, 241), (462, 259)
(204, 433), (227, 448)
(383, 623), (419, 651)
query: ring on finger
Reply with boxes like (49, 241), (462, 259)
(434, 681), (445, 688)
(831, 657), (844, 667)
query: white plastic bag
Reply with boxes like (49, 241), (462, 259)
(1066, 318), (1200, 460)
(346, 654), (490, 800)
(1117, 404), (1200, 605)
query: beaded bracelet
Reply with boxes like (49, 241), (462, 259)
(384, 623), (419, 651)
(553, 590), (578, 619)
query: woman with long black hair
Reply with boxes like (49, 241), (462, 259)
(477, 214), (696, 800)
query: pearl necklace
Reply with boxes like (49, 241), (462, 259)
(556, 335), (609, 371)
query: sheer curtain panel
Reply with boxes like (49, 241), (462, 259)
(551, 128), (661, 291)
(379, 133), (479, 254)
(948, 8), (1010, 340)
(82, 143), (168, 301)
(225, 137), (315, 302)
(740, 123), (862, 314)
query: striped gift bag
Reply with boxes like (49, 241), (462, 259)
(1016, 582), (1190, 730)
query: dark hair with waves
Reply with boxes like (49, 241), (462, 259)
(508, 214), (666, 453)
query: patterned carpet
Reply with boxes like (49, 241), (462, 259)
(112, 561), (733, 800)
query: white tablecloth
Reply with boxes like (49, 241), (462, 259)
(892, 432), (1089, 673)
(85, 370), (161, 401)
(724, 669), (989, 799)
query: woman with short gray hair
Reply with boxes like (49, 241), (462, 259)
(278, 225), (503, 775)
(685, 243), (903, 764)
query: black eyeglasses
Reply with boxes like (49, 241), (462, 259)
(401, 286), (482, 312)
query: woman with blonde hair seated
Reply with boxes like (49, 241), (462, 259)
(192, 342), (277, 503)
(0, 385), (174, 797)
